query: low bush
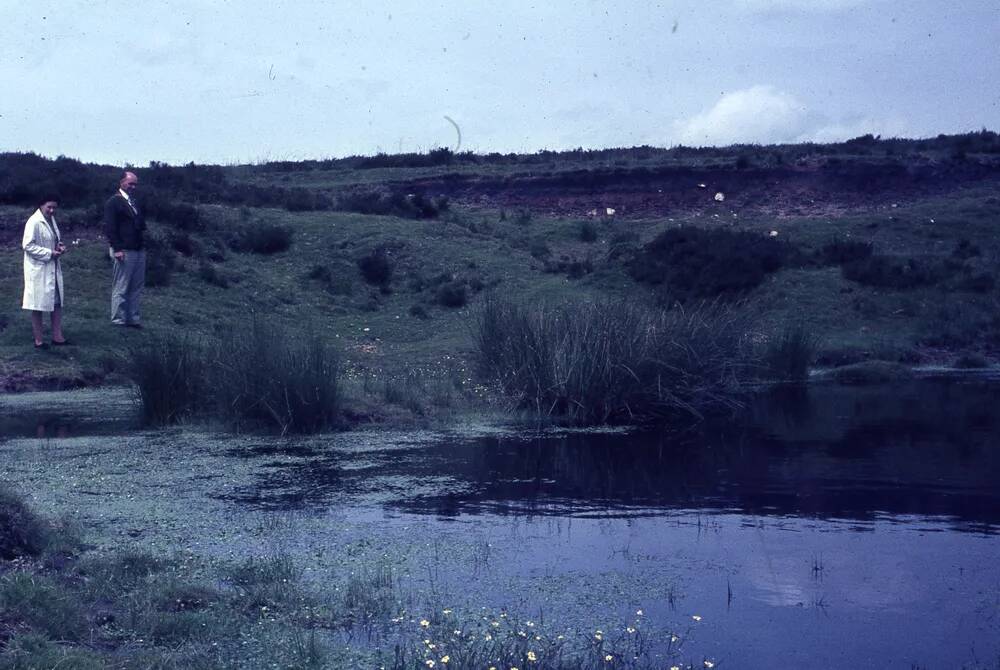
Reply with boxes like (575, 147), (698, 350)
(475, 294), (757, 425)
(630, 226), (793, 300)
(578, 220), (599, 242)
(229, 223), (293, 254)
(141, 233), (177, 287)
(436, 280), (468, 308)
(197, 262), (229, 288)
(0, 487), (50, 560)
(817, 238), (873, 266)
(358, 246), (394, 287)
(841, 254), (945, 289)
(336, 190), (446, 219)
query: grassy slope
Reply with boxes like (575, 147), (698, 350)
(2, 159), (1000, 390)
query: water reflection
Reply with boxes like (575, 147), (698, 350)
(228, 378), (1000, 534)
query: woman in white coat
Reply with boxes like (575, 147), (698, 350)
(22, 196), (69, 348)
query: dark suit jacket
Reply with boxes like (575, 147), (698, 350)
(103, 193), (146, 251)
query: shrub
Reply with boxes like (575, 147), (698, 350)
(761, 323), (819, 381)
(141, 233), (176, 287)
(475, 294), (757, 425)
(358, 246), (394, 287)
(197, 262), (229, 288)
(842, 255), (944, 289)
(529, 240), (552, 259)
(0, 487), (50, 560)
(578, 220), (598, 242)
(436, 280), (468, 308)
(229, 224), (293, 254)
(409, 304), (429, 319)
(336, 190), (446, 219)
(817, 238), (873, 266)
(630, 226), (793, 300)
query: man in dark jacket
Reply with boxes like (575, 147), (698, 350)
(103, 171), (146, 328)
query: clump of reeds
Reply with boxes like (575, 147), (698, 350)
(125, 318), (340, 434)
(760, 323), (820, 382)
(474, 294), (757, 425)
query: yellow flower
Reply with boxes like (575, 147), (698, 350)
(485, 634), (493, 641)
(604, 654), (613, 662)
(626, 627), (636, 634)
(527, 651), (537, 662)
(492, 621), (501, 627)
(526, 621), (535, 627)
(420, 619), (431, 627)
(425, 662), (435, 669)
(636, 609), (643, 616)
(671, 666), (681, 670)
(443, 609), (452, 615)
(594, 632), (603, 641)
(441, 656), (450, 664)
(704, 662), (715, 669)
(692, 615), (702, 622)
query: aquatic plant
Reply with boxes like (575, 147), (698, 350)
(474, 294), (756, 425)
(760, 322), (819, 382)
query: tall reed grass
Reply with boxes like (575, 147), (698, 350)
(126, 319), (340, 434)
(761, 323), (819, 382)
(475, 294), (757, 425)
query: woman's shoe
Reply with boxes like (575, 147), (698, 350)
(52, 339), (71, 346)
(34, 342), (49, 349)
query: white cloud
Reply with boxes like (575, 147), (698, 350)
(672, 85), (910, 147)
(672, 85), (813, 146)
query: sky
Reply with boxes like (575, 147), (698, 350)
(1, 0), (998, 166)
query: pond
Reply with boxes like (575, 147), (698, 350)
(2, 378), (999, 669)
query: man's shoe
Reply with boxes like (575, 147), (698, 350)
(125, 323), (143, 329)
(52, 339), (72, 346)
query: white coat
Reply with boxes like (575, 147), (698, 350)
(22, 209), (64, 312)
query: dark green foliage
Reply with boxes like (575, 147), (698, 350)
(630, 226), (792, 300)
(125, 320), (340, 434)
(409, 304), (429, 319)
(842, 255), (944, 289)
(336, 190), (447, 219)
(818, 238), (873, 266)
(761, 324), (819, 381)
(0, 488), (49, 560)
(168, 230), (197, 256)
(543, 255), (594, 279)
(196, 262), (229, 288)
(211, 319), (340, 434)
(0, 573), (89, 642)
(127, 335), (206, 426)
(952, 239), (981, 260)
(142, 233), (177, 287)
(436, 280), (468, 308)
(306, 264), (332, 283)
(358, 246), (394, 286)
(475, 294), (756, 425)
(228, 223), (293, 254)
(529, 239), (552, 259)
(578, 220), (599, 242)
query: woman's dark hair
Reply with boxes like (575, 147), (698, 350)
(38, 193), (60, 207)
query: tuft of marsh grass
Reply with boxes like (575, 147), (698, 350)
(125, 318), (341, 434)
(0, 486), (50, 560)
(761, 323), (820, 382)
(475, 294), (757, 425)
(127, 335), (207, 426)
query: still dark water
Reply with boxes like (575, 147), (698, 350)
(5, 379), (999, 668)
(226, 377), (1000, 669)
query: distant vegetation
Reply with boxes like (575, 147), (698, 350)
(629, 226), (793, 301)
